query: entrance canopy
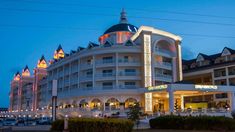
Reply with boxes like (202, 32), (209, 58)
(144, 84), (235, 114)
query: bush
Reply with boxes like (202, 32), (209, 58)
(231, 110), (235, 119)
(51, 118), (134, 132)
(149, 115), (235, 131)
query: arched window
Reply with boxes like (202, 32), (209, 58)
(91, 98), (103, 110)
(156, 40), (176, 56)
(106, 98), (120, 110)
(79, 99), (88, 108)
(125, 98), (137, 109)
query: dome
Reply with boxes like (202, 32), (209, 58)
(103, 23), (138, 34)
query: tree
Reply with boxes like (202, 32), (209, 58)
(127, 102), (142, 129)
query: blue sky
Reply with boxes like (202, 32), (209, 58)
(0, 0), (235, 107)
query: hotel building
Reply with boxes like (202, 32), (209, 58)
(6, 10), (235, 118)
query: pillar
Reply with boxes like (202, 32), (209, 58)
(180, 95), (184, 110)
(168, 88), (174, 114)
(231, 92), (235, 111)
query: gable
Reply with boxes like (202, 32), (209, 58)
(221, 48), (231, 56)
(196, 54), (204, 62)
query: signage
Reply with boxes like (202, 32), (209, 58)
(143, 34), (152, 87)
(145, 93), (152, 112)
(148, 85), (168, 91)
(195, 85), (218, 90)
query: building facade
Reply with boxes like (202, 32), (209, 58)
(8, 9), (182, 117)
(181, 47), (235, 111)
(7, 9), (235, 118)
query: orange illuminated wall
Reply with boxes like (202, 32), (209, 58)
(14, 74), (20, 81)
(54, 49), (65, 60)
(37, 59), (47, 68)
(22, 69), (30, 77)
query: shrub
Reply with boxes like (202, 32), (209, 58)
(231, 110), (235, 119)
(149, 115), (235, 131)
(51, 118), (134, 132)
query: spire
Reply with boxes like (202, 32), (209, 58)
(37, 55), (47, 68)
(54, 44), (65, 60)
(23, 65), (29, 72)
(120, 8), (128, 24)
(13, 71), (21, 81)
(22, 65), (30, 77)
(57, 44), (63, 52)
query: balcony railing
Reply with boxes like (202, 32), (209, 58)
(118, 59), (140, 64)
(214, 72), (226, 77)
(156, 73), (172, 79)
(156, 61), (172, 67)
(155, 48), (176, 57)
(229, 71), (235, 75)
(119, 72), (139, 76)
(96, 60), (115, 64)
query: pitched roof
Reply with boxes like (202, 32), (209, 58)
(40, 55), (46, 62)
(56, 44), (63, 52)
(23, 65), (29, 72)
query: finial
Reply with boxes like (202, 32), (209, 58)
(120, 8), (128, 24)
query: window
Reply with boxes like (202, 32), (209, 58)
(124, 56), (129, 62)
(215, 93), (228, 99)
(102, 70), (113, 76)
(87, 59), (91, 64)
(102, 56), (113, 63)
(86, 83), (92, 88)
(102, 82), (113, 89)
(124, 82), (136, 89)
(86, 70), (93, 77)
(125, 69), (136, 76)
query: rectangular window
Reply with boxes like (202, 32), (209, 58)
(102, 82), (113, 89)
(124, 82), (136, 89)
(124, 56), (129, 62)
(86, 83), (92, 88)
(102, 56), (113, 63)
(86, 70), (93, 76)
(125, 69), (136, 76)
(102, 69), (113, 76)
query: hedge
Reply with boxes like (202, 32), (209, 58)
(51, 118), (134, 132)
(149, 115), (235, 131)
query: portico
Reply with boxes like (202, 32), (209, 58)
(144, 84), (235, 114)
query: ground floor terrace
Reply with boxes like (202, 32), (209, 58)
(2, 84), (235, 118)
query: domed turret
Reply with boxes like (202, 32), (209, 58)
(99, 9), (138, 44)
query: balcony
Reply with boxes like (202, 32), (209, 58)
(155, 48), (176, 57)
(214, 72), (226, 78)
(95, 60), (115, 68)
(118, 59), (141, 66)
(79, 75), (92, 82)
(118, 72), (141, 80)
(95, 73), (115, 81)
(119, 85), (138, 89)
(155, 73), (173, 82)
(80, 63), (93, 70)
(102, 85), (115, 90)
(155, 61), (172, 70)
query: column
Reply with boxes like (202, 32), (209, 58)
(226, 67), (229, 86)
(92, 56), (96, 89)
(77, 59), (80, 89)
(231, 92), (235, 111)
(115, 53), (119, 89)
(172, 57), (177, 82)
(168, 86), (174, 114)
(180, 95), (184, 110)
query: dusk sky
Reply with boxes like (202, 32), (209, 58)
(1, 0), (235, 107)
